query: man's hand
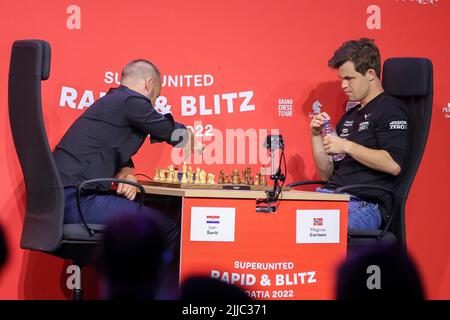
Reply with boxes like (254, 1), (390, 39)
(322, 135), (351, 155)
(184, 128), (205, 157)
(310, 112), (331, 136)
(115, 168), (138, 201)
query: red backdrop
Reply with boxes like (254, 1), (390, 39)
(0, 0), (448, 299)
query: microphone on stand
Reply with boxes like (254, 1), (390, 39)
(257, 134), (286, 213)
(263, 135), (285, 177)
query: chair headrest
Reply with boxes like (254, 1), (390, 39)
(11, 40), (51, 80)
(382, 58), (432, 97)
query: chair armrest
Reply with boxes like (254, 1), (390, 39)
(287, 180), (326, 188)
(76, 178), (146, 236)
(334, 184), (396, 239)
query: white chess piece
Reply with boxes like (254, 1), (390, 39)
(200, 170), (207, 184)
(188, 166), (194, 184)
(208, 173), (216, 184)
(254, 174), (260, 186)
(181, 171), (188, 183)
(159, 169), (166, 182)
(181, 163), (188, 183)
(173, 170), (180, 183)
(194, 167), (201, 184)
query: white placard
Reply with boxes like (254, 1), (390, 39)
(296, 209), (340, 244)
(190, 207), (236, 242)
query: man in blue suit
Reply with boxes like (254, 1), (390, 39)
(54, 59), (201, 244)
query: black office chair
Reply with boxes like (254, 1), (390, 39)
(0, 224), (7, 271)
(8, 40), (145, 299)
(289, 57), (433, 250)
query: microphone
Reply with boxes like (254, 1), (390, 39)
(263, 135), (284, 151)
(263, 135), (284, 176)
(256, 134), (286, 213)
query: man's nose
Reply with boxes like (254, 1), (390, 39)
(341, 79), (348, 89)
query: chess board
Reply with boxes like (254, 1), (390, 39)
(141, 180), (273, 191)
(147, 165), (290, 191)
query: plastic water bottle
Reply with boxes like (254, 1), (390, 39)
(322, 119), (345, 161)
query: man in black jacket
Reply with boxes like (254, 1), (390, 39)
(310, 39), (409, 230)
(54, 59), (199, 243)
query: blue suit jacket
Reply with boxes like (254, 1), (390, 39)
(53, 85), (187, 189)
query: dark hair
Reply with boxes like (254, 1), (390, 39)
(336, 244), (424, 300)
(180, 276), (251, 301)
(95, 213), (166, 299)
(328, 38), (381, 78)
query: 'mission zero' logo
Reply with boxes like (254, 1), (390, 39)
(389, 120), (407, 130)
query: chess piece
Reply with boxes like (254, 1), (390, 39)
(159, 169), (166, 182)
(194, 167), (201, 184)
(188, 166), (194, 184)
(218, 170), (225, 184)
(173, 170), (180, 183)
(232, 169), (240, 185)
(199, 170), (207, 184)
(166, 165), (174, 183)
(224, 173), (230, 184)
(246, 167), (252, 184)
(207, 173), (215, 184)
(260, 172), (267, 186)
(254, 173), (260, 186)
(181, 165), (188, 183)
(241, 169), (247, 184)
(154, 168), (160, 181)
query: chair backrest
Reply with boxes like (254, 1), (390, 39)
(382, 57), (433, 247)
(8, 40), (65, 252)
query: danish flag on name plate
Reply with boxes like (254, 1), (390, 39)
(313, 218), (323, 226)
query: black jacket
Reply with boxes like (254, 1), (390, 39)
(325, 92), (409, 221)
(53, 85), (188, 188)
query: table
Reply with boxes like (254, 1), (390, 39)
(143, 185), (349, 300)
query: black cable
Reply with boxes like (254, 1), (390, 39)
(76, 186), (94, 236)
(280, 149), (287, 193)
(76, 178), (146, 235)
(270, 148), (287, 210)
(272, 148), (286, 199)
(135, 173), (153, 181)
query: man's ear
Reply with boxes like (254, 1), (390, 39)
(367, 69), (376, 81)
(145, 76), (154, 90)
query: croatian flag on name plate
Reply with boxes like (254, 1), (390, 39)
(190, 207), (235, 242)
(206, 216), (220, 224)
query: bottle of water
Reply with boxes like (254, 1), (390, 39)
(322, 119), (345, 161)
